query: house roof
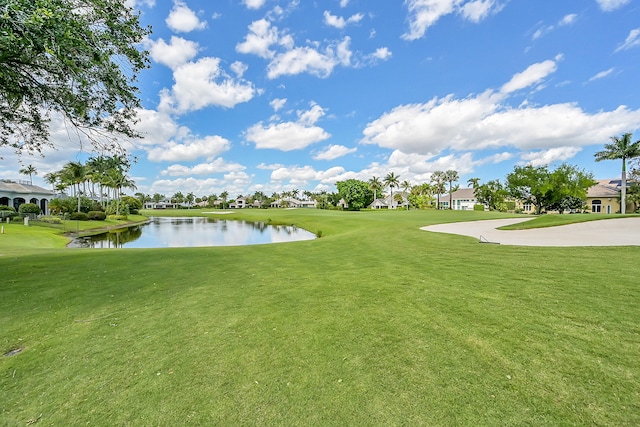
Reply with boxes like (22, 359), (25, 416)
(0, 180), (54, 196)
(441, 187), (476, 200)
(587, 180), (620, 198)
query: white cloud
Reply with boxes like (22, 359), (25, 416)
(361, 59), (640, 157)
(313, 144), (357, 160)
(257, 163), (285, 170)
(230, 61), (248, 78)
(236, 19), (293, 59)
(125, 0), (155, 8)
(520, 147), (582, 166)
(145, 36), (199, 70)
(245, 103), (331, 151)
(596, 0), (630, 12)
(615, 28), (640, 52)
(169, 57), (256, 112)
(460, 0), (497, 23)
(559, 13), (577, 26)
(588, 68), (615, 82)
(369, 47), (393, 61)
(162, 159), (246, 176)
(166, 1), (207, 33)
(323, 11), (364, 29)
(402, 0), (504, 40)
(500, 58), (559, 94)
(270, 98), (287, 111)
(147, 135), (231, 162)
(340, 0), (350, 7)
(267, 46), (338, 79)
(243, 0), (266, 9)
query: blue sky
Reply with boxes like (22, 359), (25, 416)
(4, 0), (640, 198)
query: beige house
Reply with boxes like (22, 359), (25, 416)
(586, 179), (626, 214)
(368, 191), (409, 209)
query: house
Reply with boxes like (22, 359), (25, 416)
(586, 179), (626, 214)
(438, 188), (481, 210)
(270, 197), (317, 208)
(143, 201), (181, 209)
(229, 197), (247, 209)
(369, 191), (410, 209)
(0, 179), (55, 214)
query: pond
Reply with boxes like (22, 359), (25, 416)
(67, 217), (316, 249)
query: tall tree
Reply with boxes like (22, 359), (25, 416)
(368, 176), (383, 202)
(19, 164), (36, 185)
(336, 179), (374, 211)
(384, 172), (400, 209)
(401, 180), (412, 210)
(61, 161), (86, 212)
(474, 180), (508, 211)
(594, 133), (640, 214)
(430, 171), (446, 209)
(0, 0), (150, 156)
(467, 177), (480, 188)
(506, 164), (594, 214)
(444, 170), (459, 210)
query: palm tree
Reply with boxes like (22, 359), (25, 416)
(61, 161), (86, 212)
(220, 191), (229, 209)
(384, 172), (400, 209)
(444, 170), (459, 210)
(594, 133), (640, 214)
(368, 176), (383, 202)
(430, 171), (445, 209)
(467, 177), (480, 188)
(19, 164), (37, 185)
(401, 180), (412, 210)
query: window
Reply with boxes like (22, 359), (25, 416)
(523, 203), (532, 212)
(592, 200), (602, 213)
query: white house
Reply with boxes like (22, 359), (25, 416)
(439, 188), (481, 210)
(368, 191), (409, 209)
(270, 197), (317, 208)
(229, 197), (247, 209)
(0, 179), (55, 214)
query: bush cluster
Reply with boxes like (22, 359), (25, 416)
(69, 212), (88, 221)
(18, 203), (41, 214)
(87, 211), (107, 221)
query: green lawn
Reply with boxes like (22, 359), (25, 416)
(1, 209), (639, 425)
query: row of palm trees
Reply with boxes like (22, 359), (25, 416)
(367, 170), (461, 209)
(43, 155), (136, 213)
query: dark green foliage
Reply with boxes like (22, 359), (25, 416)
(506, 164), (595, 214)
(121, 196), (142, 214)
(0, 204), (16, 211)
(87, 211), (106, 221)
(0, 0), (150, 155)
(69, 212), (88, 221)
(18, 203), (40, 214)
(336, 179), (374, 210)
(473, 204), (485, 211)
(474, 179), (508, 211)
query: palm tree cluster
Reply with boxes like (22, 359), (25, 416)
(44, 155), (136, 213)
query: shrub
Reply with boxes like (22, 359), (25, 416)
(18, 203), (41, 214)
(39, 216), (63, 224)
(87, 211), (107, 221)
(473, 204), (485, 211)
(69, 212), (88, 221)
(0, 205), (16, 212)
(108, 214), (128, 221)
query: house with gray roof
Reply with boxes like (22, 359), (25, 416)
(0, 179), (55, 214)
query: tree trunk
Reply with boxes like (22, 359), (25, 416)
(621, 162), (627, 215)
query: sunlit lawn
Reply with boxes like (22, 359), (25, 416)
(1, 209), (638, 425)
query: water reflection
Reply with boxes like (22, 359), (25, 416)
(68, 217), (316, 248)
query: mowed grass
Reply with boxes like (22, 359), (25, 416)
(498, 213), (640, 230)
(1, 209), (639, 425)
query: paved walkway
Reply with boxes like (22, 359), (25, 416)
(421, 217), (640, 246)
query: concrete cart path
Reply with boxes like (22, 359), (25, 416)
(420, 217), (640, 246)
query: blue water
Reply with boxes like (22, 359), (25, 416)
(68, 217), (316, 248)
